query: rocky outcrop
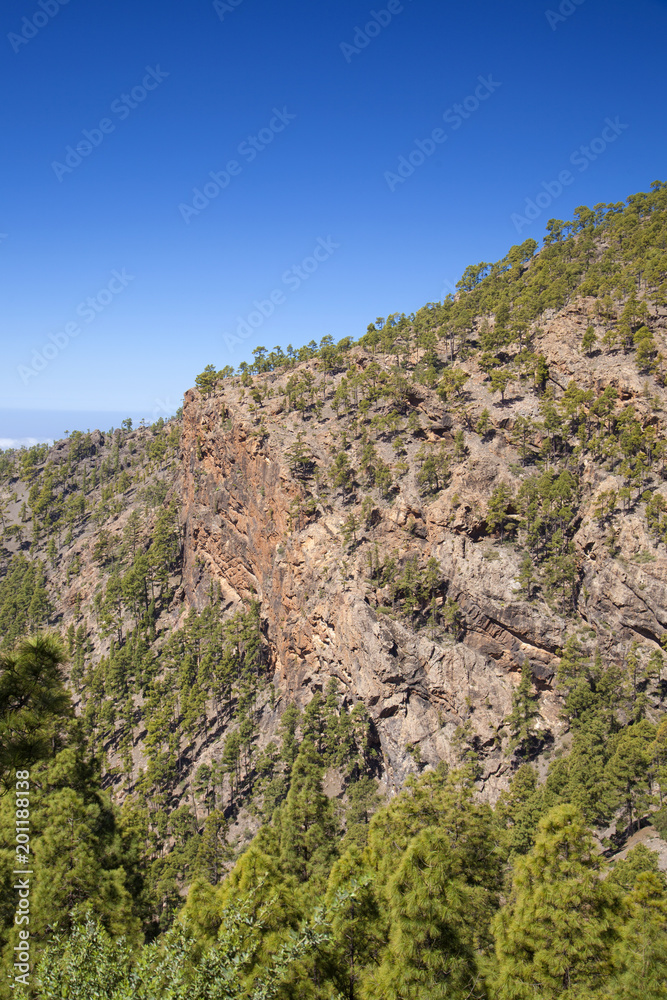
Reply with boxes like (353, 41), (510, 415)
(179, 383), (560, 797)
(177, 292), (667, 798)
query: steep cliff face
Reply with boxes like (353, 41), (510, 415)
(177, 283), (667, 798)
(3, 189), (667, 815)
(535, 298), (667, 652)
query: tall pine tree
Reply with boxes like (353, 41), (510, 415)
(491, 804), (622, 999)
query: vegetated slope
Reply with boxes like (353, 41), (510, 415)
(180, 180), (667, 796)
(2, 184), (667, 989)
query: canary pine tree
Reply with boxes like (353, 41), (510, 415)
(325, 845), (380, 1000)
(611, 869), (667, 999)
(276, 738), (339, 888)
(364, 828), (488, 1000)
(0, 634), (72, 785)
(491, 804), (622, 999)
(505, 662), (540, 759)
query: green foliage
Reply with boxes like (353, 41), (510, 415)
(366, 828), (489, 1000)
(33, 882), (367, 1000)
(582, 324), (597, 355)
(0, 556), (52, 649)
(490, 368), (513, 402)
(438, 367), (470, 402)
(6, 182), (667, 996)
(611, 869), (667, 999)
(275, 738), (340, 888)
(494, 764), (543, 856)
(0, 634), (71, 785)
(416, 445), (449, 497)
(2, 618), (666, 997)
(285, 433), (315, 480)
(491, 804), (623, 999)
(486, 483), (515, 541)
(194, 364), (219, 397)
(0, 647), (146, 986)
(504, 663), (541, 760)
(476, 408), (491, 438)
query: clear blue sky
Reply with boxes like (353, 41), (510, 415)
(1, 0), (666, 444)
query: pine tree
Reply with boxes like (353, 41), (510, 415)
(99, 573), (124, 643)
(366, 766), (501, 921)
(285, 432), (313, 480)
(325, 846), (380, 1000)
(486, 483), (514, 541)
(0, 743), (144, 981)
(194, 364), (218, 397)
(624, 640), (652, 722)
(150, 501), (180, 595)
(32, 785), (140, 941)
(511, 416), (536, 465)
(490, 369), (513, 403)
(277, 738), (339, 888)
(560, 718), (617, 828)
(343, 777), (382, 850)
(634, 325), (657, 370)
(581, 325), (597, 355)
(491, 804), (622, 999)
(196, 837), (303, 979)
(476, 408), (491, 438)
(331, 452), (354, 496)
(442, 597), (463, 639)
(302, 691), (326, 753)
(514, 553), (536, 599)
(123, 509), (142, 556)
(193, 810), (229, 885)
(0, 634), (72, 786)
(47, 536), (57, 568)
(494, 763), (544, 856)
(505, 663), (541, 760)
(342, 513), (359, 550)
(365, 828), (488, 1000)
(608, 843), (666, 894)
(555, 635), (598, 727)
(222, 730), (242, 807)
(278, 704), (301, 773)
(605, 720), (655, 835)
(611, 869), (667, 999)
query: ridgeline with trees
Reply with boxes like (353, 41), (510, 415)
(2, 182), (667, 996)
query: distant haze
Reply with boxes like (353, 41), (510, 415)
(0, 408), (177, 450)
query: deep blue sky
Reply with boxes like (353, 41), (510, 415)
(1, 0), (666, 445)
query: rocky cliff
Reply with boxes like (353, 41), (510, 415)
(177, 282), (667, 800)
(3, 185), (667, 820)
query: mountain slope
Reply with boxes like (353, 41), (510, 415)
(1, 183), (667, 936)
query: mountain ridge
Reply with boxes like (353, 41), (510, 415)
(2, 185), (667, 993)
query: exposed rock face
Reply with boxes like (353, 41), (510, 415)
(4, 289), (665, 808)
(177, 294), (667, 798)
(178, 386), (557, 797)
